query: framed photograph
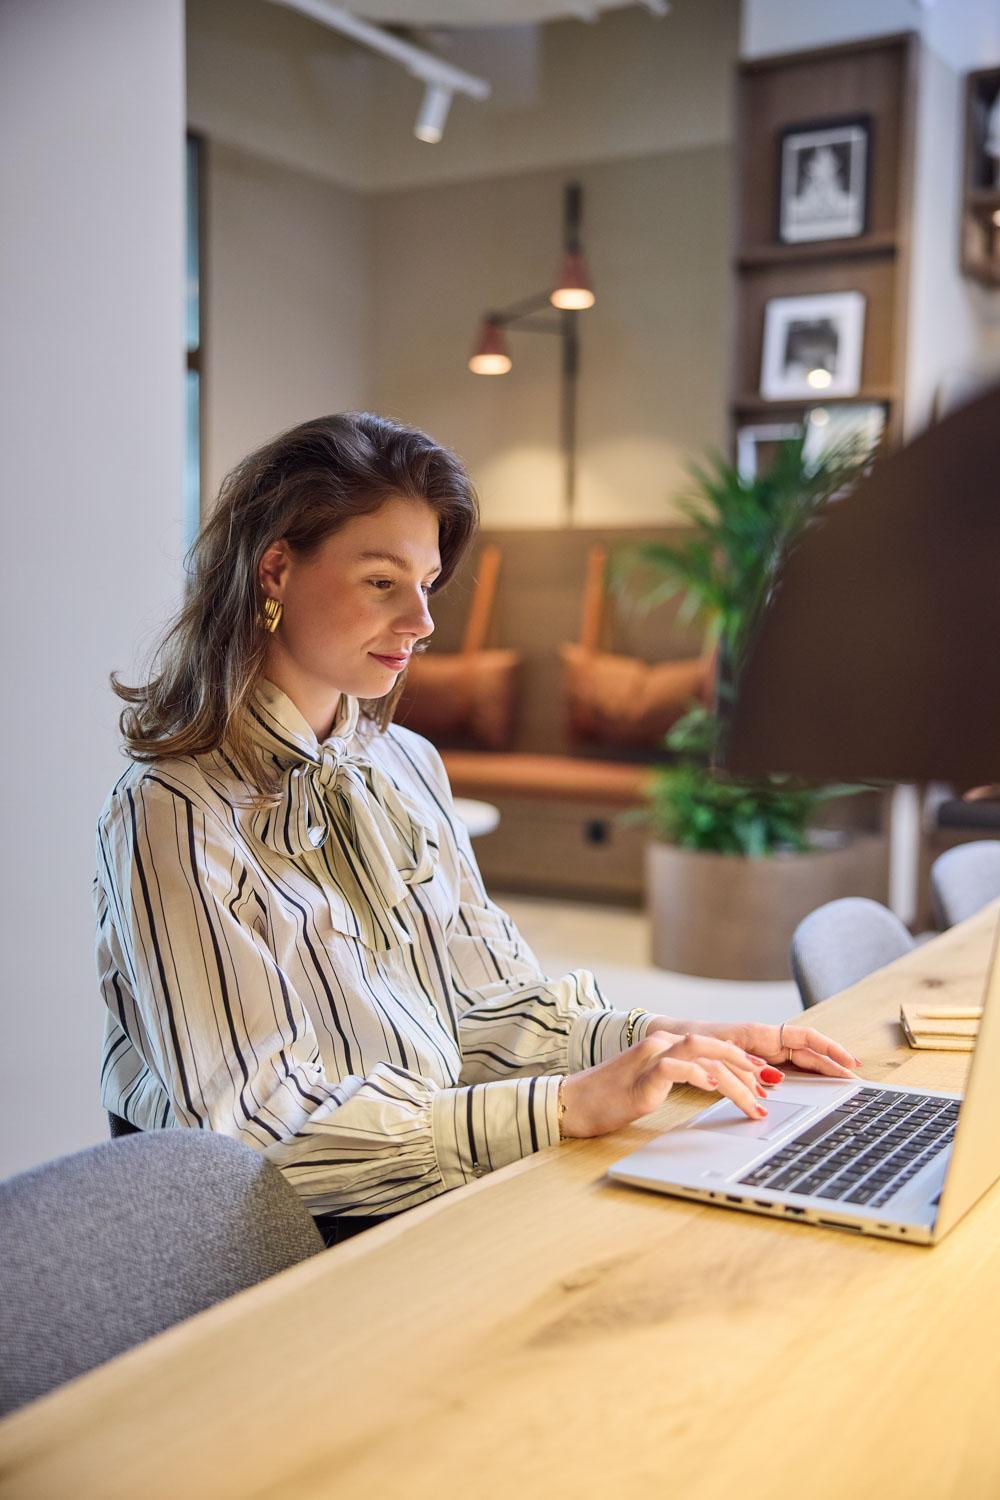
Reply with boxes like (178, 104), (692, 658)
(778, 117), (871, 243)
(736, 422), (802, 483)
(802, 402), (886, 467)
(760, 291), (866, 402)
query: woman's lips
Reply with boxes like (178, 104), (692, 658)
(370, 652), (410, 670)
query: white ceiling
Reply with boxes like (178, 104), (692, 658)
(355, 1), (653, 24)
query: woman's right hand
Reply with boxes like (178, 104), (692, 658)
(559, 1033), (771, 1140)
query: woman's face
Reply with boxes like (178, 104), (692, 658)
(259, 495), (440, 724)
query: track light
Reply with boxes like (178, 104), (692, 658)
(415, 83), (453, 144)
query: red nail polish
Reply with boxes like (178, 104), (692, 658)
(761, 1067), (783, 1084)
(756, 1106), (768, 1117)
(706, 1075), (719, 1086)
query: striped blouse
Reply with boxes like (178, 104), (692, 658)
(94, 681), (654, 1219)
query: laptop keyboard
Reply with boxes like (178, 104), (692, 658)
(738, 1088), (960, 1209)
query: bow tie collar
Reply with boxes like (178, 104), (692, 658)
(240, 682), (437, 950)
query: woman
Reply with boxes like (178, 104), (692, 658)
(95, 412), (859, 1245)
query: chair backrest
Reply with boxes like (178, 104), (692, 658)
(790, 897), (915, 1009)
(931, 841), (1000, 929)
(0, 1130), (323, 1416)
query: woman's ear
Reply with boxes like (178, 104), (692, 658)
(259, 539), (291, 599)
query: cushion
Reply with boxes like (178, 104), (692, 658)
(560, 644), (711, 749)
(441, 750), (649, 806)
(397, 649), (521, 751)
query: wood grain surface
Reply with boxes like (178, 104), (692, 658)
(2, 907), (998, 1500)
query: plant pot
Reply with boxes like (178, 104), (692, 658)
(645, 833), (889, 981)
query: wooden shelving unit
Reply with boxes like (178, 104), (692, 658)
(732, 34), (918, 452)
(737, 232), (898, 270)
(733, 386), (899, 415)
(961, 66), (1000, 287)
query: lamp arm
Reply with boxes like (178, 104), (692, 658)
(489, 290), (555, 325)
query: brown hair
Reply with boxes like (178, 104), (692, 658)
(113, 412), (479, 781)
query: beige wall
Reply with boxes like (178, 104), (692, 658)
(187, 0), (376, 193)
(203, 141), (372, 497)
(369, 147), (731, 527)
(192, 0), (738, 521)
(188, 0), (737, 192)
(363, 1), (737, 192)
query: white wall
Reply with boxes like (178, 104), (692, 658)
(203, 142), (372, 497)
(907, 0), (1000, 421)
(0, 0), (186, 1176)
(741, 0), (917, 59)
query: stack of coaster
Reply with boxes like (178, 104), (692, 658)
(900, 1002), (982, 1051)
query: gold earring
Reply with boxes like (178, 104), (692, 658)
(261, 597), (283, 633)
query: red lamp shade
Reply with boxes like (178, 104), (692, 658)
(551, 250), (595, 310)
(468, 317), (512, 375)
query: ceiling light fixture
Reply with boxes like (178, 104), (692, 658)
(414, 83), (453, 143)
(265, 0), (490, 144)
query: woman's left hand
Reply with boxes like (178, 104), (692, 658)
(644, 1017), (860, 1081)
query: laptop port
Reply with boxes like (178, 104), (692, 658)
(726, 1195), (742, 1204)
(818, 1219), (862, 1231)
(785, 1205), (805, 1215)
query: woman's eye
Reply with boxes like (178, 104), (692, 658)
(369, 579), (394, 591)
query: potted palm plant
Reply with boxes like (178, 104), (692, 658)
(616, 435), (888, 980)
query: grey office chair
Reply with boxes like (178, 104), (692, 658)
(790, 897), (915, 1010)
(930, 840), (1000, 930)
(0, 1130), (324, 1416)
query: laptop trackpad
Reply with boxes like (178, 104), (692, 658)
(687, 1098), (810, 1141)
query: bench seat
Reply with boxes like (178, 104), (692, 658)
(441, 751), (650, 808)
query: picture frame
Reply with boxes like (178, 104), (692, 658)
(736, 422), (802, 483)
(778, 116), (871, 244)
(760, 291), (866, 402)
(802, 402), (886, 467)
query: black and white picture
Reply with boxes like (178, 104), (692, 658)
(802, 403), (885, 467)
(779, 118), (870, 243)
(760, 291), (866, 402)
(984, 86), (1000, 187)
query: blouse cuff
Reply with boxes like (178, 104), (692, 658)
(566, 1008), (659, 1072)
(431, 1075), (562, 1190)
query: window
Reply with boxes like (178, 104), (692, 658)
(185, 134), (204, 550)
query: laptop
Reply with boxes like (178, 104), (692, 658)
(608, 915), (1000, 1245)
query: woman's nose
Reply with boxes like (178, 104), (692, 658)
(395, 591), (434, 639)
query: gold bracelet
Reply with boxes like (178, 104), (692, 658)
(625, 1006), (648, 1048)
(557, 1076), (567, 1142)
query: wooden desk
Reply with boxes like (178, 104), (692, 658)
(3, 909), (1000, 1500)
